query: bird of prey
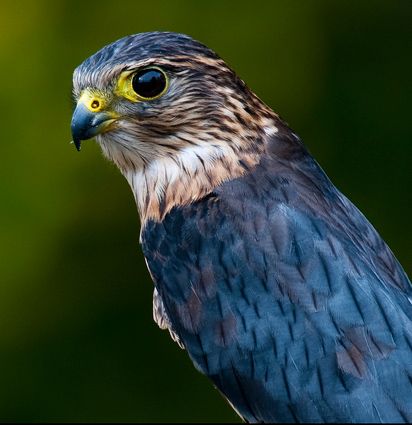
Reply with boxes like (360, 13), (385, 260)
(71, 32), (412, 423)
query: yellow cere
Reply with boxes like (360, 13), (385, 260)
(78, 89), (108, 113)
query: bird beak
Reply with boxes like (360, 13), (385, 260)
(71, 96), (117, 151)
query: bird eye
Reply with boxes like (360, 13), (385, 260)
(131, 68), (168, 100)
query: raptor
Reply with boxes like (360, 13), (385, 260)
(71, 32), (412, 422)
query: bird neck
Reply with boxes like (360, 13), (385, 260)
(122, 121), (279, 224)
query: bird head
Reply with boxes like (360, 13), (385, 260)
(71, 32), (278, 221)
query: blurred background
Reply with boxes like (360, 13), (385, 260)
(0, 0), (411, 422)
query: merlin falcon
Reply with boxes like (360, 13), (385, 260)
(71, 32), (412, 422)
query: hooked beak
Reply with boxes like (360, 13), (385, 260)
(71, 102), (116, 151)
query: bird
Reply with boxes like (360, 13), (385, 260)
(71, 32), (412, 422)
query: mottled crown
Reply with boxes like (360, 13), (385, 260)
(87, 32), (218, 65)
(74, 32), (220, 91)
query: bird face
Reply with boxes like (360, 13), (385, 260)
(72, 33), (267, 162)
(71, 32), (277, 219)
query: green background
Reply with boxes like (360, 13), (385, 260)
(0, 0), (411, 422)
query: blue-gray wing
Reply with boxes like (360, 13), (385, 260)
(142, 156), (412, 423)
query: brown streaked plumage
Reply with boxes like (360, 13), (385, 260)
(71, 32), (412, 423)
(72, 36), (278, 222)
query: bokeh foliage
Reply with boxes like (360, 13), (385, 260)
(0, 0), (411, 422)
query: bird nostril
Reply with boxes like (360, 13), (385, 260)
(91, 100), (100, 110)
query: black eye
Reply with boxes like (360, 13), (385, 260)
(132, 68), (167, 99)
